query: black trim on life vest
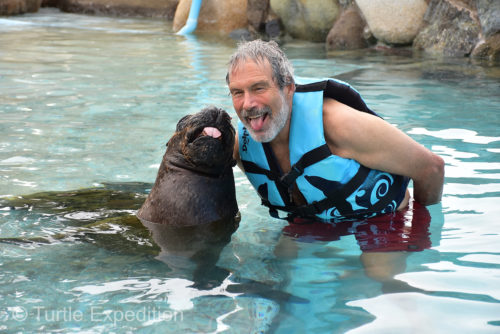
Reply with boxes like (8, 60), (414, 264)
(366, 174), (407, 214)
(280, 144), (332, 188)
(241, 143), (333, 201)
(295, 79), (379, 117)
(241, 160), (280, 181)
(293, 165), (371, 218)
(295, 81), (327, 93)
(261, 165), (371, 219)
(264, 168), (408, 221)
(241, 143), (332, 210)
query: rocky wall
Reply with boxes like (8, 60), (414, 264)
(1, 0), (42, 16)
(1, 0), (499, 60)
(57, 0), (179, 19)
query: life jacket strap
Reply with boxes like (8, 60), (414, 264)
(241, 160), (281, 181)
(280, 144), (331, 188)
(242, 143), (332, 190)
(292, 165), (371, 217)
(262, 165), (372, 220)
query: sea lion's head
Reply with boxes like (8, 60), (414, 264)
(166, 106), (235, 176)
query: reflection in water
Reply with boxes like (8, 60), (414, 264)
(270, 200), (447, 333)
(140, 216), (240, 289)
(281, 200), (432, 253)
(278, 200), (440, 289)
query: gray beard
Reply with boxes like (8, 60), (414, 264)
(246, 91), (290, 143)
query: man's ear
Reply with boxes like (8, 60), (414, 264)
(284, 82), (295, 99)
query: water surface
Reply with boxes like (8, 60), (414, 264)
(1, 8), (500, 333)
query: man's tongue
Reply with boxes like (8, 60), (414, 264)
(249, 115), (266, 131)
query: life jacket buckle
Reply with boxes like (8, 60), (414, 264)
(280, 164), (303, 188)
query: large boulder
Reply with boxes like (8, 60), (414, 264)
(59, 0), (179, 19)
(413, 0), (481, 57)
(355, 0), (427, 45)
(1, 0), (42, 15)
(270, 0), (340, 42)
(326, 6), (368, 50)
(476, 0), (500, 38)
(41, 0), (59, 7)
(247, 0), (269, 32)
(264, 8), (282, 39)
(338, 0), (354, 9)
(173, 0), (248, 34)
(25, 0), (42, 11)
(471, 33), (500, 62)
(1, 0), (25, 15)
(471, 0), (500, 61)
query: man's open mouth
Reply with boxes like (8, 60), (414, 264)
(246, 112), (269, 131)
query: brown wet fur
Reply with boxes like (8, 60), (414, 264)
(137, 107), (238, 226)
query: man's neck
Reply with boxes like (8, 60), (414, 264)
(268, 115), (292, 175)
(269, 116), (291, 149)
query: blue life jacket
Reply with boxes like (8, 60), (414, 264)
(238, 78), (409, 221)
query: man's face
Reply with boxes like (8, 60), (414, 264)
(228, 59), (292, 143)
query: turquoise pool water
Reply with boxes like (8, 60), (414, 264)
(1, 8), (500, 333)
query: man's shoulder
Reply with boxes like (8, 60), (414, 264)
(323, 97), (352, 124)
(322, 97), (377, 158)
(323, 96), (376, 123)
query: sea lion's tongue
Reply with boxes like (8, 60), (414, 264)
(202, 127), (221, 138)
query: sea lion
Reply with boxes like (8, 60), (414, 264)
(137, 106), (238, 226)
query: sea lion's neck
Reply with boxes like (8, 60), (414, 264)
(165, 156), (232, 178)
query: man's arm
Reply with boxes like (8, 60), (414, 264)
(323, 98), (444, 206)
(233, 132), (245, 171)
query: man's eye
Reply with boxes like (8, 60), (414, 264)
(231, 91), (243, 97)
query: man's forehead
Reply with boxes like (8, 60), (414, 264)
(231, 56), (271, 73)
(229, 57), (274, 85)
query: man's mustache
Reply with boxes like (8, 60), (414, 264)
(241, 106), (272, 118)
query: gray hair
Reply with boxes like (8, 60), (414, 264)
(226, 40), (295, 89)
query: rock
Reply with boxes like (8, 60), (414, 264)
(326, 6), (368, 50)
(25, 0), (42, 11)
(270, 0), (340, 42)
(0, 0), (41, 15)
(413, 0), (481, 57)
(173, 0), (248, 35)
(265, 16), (281, 39)
(59, 0), (179, 19)
(476, 0), (500, 37)
(247, 0), (269, 32)
(355, 0), (428, 45)
(0, 0), (25, 15)
(41, 0), (59, 7)
(471, 33), (500, 62)
(229, 28), (254, 41)
(338, 0), (354, 9)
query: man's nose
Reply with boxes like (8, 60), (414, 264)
(242, 92), (256, 111)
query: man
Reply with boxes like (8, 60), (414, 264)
(226, 40), (444, 221)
